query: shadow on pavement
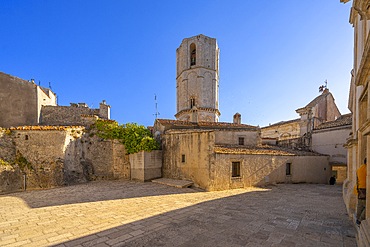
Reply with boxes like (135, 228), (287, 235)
(52, 184), (356, 247)
(1, 180), (202, 208)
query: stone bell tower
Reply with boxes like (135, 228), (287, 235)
(175, 34), (220, 122)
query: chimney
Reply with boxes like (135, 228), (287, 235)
(233, 113), (241, 124)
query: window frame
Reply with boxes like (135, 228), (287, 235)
(286, 162), (292, 176)
(232, 161), (241, 178)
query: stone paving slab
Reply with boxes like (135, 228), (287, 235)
(151, 178), (194, 188)
(0, 181), (357, 247)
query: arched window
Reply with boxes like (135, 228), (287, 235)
(190, 43), (196, 66)
(190, 98), (196, 108)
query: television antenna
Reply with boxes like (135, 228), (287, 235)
(153, 94), (160, 119)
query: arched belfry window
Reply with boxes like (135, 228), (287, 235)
(190, 43), (196, 66)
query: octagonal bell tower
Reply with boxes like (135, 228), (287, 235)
(175, 34), (220, 122)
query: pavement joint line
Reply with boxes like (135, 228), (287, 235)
(0, 181), (356, 247)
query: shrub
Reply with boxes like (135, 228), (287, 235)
(91, 120), (159, 154)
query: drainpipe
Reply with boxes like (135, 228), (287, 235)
(23, 173), (26, 191)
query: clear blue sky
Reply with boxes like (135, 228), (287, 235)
(0, 1), (353, 127)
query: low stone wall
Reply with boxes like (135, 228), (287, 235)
(130, 150), (162, 181)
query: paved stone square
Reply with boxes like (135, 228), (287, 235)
(0, 181), (356, 247)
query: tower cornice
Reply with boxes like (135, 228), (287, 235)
(176, 66), (219, 80)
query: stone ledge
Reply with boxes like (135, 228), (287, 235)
(151, 178), (193, 188)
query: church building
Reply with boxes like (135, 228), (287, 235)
(154, 34), (330, 191)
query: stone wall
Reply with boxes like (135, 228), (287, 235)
(0, 72), (56, 128)
(210, 154), (330, 191)
(0, 127), (130, 193)
(41, 105), (101, 126)
(312, 126), (350, 165)
(0, 72), (38, 127)
(162, 130), (215, 189)
(130, 150), (162, 181)
(261, 120), (301, 141)
(214, 129), (259, 146)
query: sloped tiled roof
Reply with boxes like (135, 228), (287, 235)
(214, 144), (325, 156)
(261, 118), (300, 129)
(296, 90), (331, 112)
(156, 119), (258, 130)
(314, 113), (352, 130)
(306, 90), (330, 108)
(9, 126), (84, 131)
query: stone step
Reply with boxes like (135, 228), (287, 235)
(151, 178), (194, 188)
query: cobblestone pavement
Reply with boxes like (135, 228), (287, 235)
(0, 181), (356, 247)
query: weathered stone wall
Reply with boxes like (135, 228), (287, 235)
(162, 130), (214, 189)
(0, 127), (130, 193)
(0, 72), (57, 128)
(214, 130), (259, 146)
(0, 128), (21, 192)
(261, 120), (301, 141)
(0, 72), (38, 127)
(0, 128), (16, 161)
(12, 127), (79, 189)
(112, 140), (130, 179)
(210, 154), (330, 191)
(41, 105), (100, 126)
(130, 150), (162, 181)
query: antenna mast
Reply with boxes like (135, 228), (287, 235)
(154, 94), (160, 119)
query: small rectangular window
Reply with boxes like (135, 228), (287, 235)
(182, 154), (186, 163)
(232, 162), (241, 177)
(286, 163), (291, 176)
(238, 137), (244, 145)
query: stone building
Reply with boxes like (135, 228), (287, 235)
(154, 34), (331, 191)
(176, 34), (220, 122)
(40, 101), (110, 126)
(311, 113), (352, 183)
(0, 71), (111, 128)
(341, 0), (370, 245)
(261, 88), (342, 149)
(0, 72), (57, 128)
(154, 119), (330, 191)
(261, 89), (351, 183)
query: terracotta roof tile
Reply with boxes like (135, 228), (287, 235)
(214, 144), (324, 156)
(9, 126), (85, 131)
(156, 119), (258, 130)
(261, 118), (300, 129)
(314, 113), (352, 130)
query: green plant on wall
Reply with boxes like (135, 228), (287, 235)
(91, 120), (159, 154)
(0, 158), (12, 167)
(0, 152), (33, 171)
(14, 151), (33, 171)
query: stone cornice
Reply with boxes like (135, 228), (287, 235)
(359, 119), (370, 135)
(176, 67), (218, 80)
(345, 137), (358, 148)
(355, 35), (370, 86)
(175, 107), (221, 118)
